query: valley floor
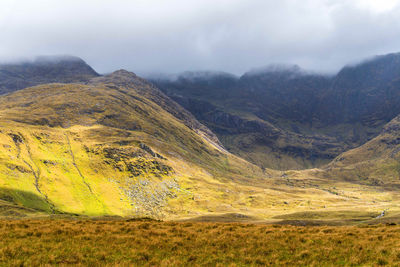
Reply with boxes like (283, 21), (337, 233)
(1, 218), (400, 266)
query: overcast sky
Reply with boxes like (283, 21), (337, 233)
(1, 0), (400, 75)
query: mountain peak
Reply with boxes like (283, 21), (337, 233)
(110, 69), (137, 77)
(91, 69), (144, 87)
(340, 52), (400, 72)
(33, 55), (86, 64)
(334, 52), (400, 91)
(0, 55), (99, 95)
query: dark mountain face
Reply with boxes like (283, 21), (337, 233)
(0, 55), (99, 95)
(151, 71), (239, 103)
(152, 52), (400, 170)
(317, 53), (400, 126)
(237, 67), (332, 125)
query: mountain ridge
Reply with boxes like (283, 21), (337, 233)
(0, 69), (279, 218)
(3, 53), (400, 170)
(1, 59), (400, 221)
(152, 52), (400, 170)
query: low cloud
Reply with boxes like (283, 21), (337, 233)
(1, 0), (400, 75)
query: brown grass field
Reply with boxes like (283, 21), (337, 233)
(1, 219), (400, 266)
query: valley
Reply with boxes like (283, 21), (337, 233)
(4, 1), (400, 265)
(1, 55), (400, 224)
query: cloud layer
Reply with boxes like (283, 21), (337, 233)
(1, 0), (400, 75)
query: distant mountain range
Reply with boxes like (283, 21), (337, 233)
(151, 52), (400, 169)
(1, 53), (400, 220)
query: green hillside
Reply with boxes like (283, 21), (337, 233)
(0, 70), (274, 218)
(325, 114), (400, 186)
(0, 68), (399, 223)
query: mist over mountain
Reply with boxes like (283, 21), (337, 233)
(152, 52), (400, 170)
(0, 55), (99, 95)
(2, 52), (400, 171)
(0, 51), (400, 223)
(4, 1), (400, 265)
(2, 52), (400, 172)
(3, 0), (400, 75)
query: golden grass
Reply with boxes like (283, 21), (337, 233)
(1, 219), (400, 266)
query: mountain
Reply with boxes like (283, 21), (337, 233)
(318, 53), (400, 126)
(325, 113), (400, 187)
(0, 57), (398, 221)
(152, 67), (340, 170)
(152, 52), (400, 170)
(0, 69), (283, 218)
(0, 55), (99, 95)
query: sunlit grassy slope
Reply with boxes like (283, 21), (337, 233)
(0, 71), (268, 218)
(325, 115), (400, 186)
(0, 70), (399, 221)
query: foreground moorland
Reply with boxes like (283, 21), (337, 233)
(1, 219), (400, 266)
